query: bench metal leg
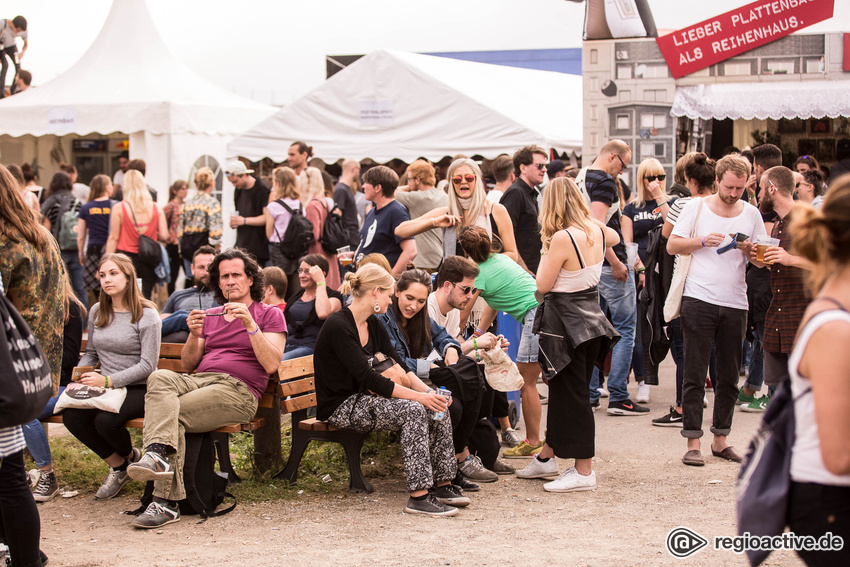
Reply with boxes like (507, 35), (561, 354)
(275, 430), (311, 484)
(211, 432), (241, 485)
(338, 430), (373, 494)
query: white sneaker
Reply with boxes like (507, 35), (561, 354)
(636, 381), (650, 404)
(703, 395), (709, 408)
(515, 456), (559, 479)
(544, 467), (597, 493)
(597, 387), (609, 398)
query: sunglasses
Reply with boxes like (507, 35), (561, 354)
(203, 285), (229, 316)
(533, 163), (548, 171)
(452, 174), (476, 184)
(645, 174), (666, 182)
(452, 282), (478, 295)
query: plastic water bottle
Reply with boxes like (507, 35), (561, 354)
(432, 387), (450, 421)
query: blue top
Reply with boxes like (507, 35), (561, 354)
(379, 308), (461, 379)
(78, 198), (114, 247)
(356, 200), (411, 267)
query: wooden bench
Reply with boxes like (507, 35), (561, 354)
(42, 342), (282, 481)
(274, 356), (374, 494)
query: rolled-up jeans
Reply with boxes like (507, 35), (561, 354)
(680, 297), (746, 439)
(590, 267), (636, 403)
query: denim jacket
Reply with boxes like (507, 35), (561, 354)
(379, 308), (461, 379)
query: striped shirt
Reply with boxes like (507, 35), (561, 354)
(666, 196), (692, 227)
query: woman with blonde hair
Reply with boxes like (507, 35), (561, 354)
(395, 158), (517, 263)
(179, 166), (223, 281)
(265, 166), (303, 298)
(105, 169), (168, 298)
(514, 176), (619, 491)
(77, 174), (114, 304)
(622, 157), (672, 403)
(302, 166), (340, 289)
(314, 263), (468, 516)
(63, 253), (161, 500)
(776, 176), (850, 565)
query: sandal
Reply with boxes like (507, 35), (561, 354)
(711, 446), (742, 463)
(682, 450), (705, 467)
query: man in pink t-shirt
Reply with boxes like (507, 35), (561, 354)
(128, 248), (286, 529)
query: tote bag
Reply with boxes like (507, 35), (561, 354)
(663, 199), (704, 322)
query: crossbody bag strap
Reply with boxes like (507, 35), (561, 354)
(689, 199), (705, 239)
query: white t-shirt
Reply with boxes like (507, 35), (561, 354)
(113, 169), (125, 189)
(671, 197), (766, 310)
(790, 310), (850, 486)
(428, 293), (461, 340)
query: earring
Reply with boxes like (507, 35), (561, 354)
(374, 302), (381, 313)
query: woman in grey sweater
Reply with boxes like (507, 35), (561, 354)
(63, 253), (161, 500)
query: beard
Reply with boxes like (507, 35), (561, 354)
(718, 192), (740, 205)
(758, 192), (775, 214)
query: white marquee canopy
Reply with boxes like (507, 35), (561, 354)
(228, 49), (583, 164)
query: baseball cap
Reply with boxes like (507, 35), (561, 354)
(547, 159), (566, 178)
(224, 160), (254, 176)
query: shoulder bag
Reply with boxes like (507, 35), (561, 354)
(663, 199), (704, 322)
(126, 203), (162, 268)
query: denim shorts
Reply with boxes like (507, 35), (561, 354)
(516, 308), (540, 363)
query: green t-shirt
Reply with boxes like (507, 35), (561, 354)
(475, 253), (539, 324)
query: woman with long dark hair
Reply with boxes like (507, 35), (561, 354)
(281, 253), (343, 360)
(515, 177), (619, 491)
(63, 253), (161, 500)
(163, 179), (188, 294)
(314, 264), (469, 516)
(0, 163), (64, 567)
(380, 269), (498, 484)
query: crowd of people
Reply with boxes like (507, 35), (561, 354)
(1, 132), (849, 566)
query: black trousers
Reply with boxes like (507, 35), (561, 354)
(680, 297), (746, 439)
(0, 46), (19, 98)
(165, 243), (182, 295)
(429, 368), (484, 455)
(789, 481), (850, 566)
(0, 450), (42, 567)
(63, 385), (146, 460)
(546, 337), (605, 460)
(118, 250), (157, 299)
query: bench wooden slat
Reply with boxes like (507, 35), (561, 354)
(258, 393), (274, 409)
(156, 359), (185, 372)
(42, 414), (265, 434)
(298, 417), (340, 432)
(278, 357), (314, 379)
(280, 376), (315, 397)
(280, 394), (316, 414)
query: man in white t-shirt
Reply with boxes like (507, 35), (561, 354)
(112, 151), (129, 195)
(668, 153), (767, 467)
(428, 256), (516, 450)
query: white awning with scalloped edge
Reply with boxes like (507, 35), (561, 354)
(671, 81), (850, 121)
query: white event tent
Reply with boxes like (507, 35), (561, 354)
(227, 49), (583, 164)
(0, 0), (275, 205)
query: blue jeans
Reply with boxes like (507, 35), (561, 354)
(21, 388), (65, 468)
(62, 250), (89, 310)
(590, 267), (636, 403)
(161, 310), (190, 336)
(282, 344), (314, 361)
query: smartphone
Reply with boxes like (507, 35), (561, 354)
(717, 233), (750, 254)
(72, 366), (94, 381)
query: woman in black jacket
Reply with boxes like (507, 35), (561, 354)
(313, 264), (468, 516)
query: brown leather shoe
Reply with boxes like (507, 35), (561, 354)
(682, 450), (705, 467)
(711, 446), (742, 462)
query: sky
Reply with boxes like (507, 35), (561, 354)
(5, 0), (850, 106)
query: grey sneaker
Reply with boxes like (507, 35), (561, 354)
(431, 484), (470, 507)
(130, 447), (142, 463)
(32, 470), (60, 502)
(404, 494), (458, 517)
(501, 428), (522, 447)
(95, 469), (131, 500)
(127, 451), (173, 481)
(491, 458), (515, 475)
(131, 501), (181, 529)
(457, 454), (498, 483)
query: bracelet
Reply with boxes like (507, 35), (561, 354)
(316, 282), (326, 286)
(104, 375), (110, 388)
(247, 325), (261, 336)
(636, 267), (646, 274)
(472, 337), (478, 350)
(426, 388), (433, 394)
(473, 328), (484, 338)
(475, 350), (481, 362)
(701, 236), (706, 247)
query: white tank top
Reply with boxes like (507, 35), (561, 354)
(550, 227), (605, 293)
(789, 308), (850, 486)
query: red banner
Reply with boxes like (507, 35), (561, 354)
(656, 0), (835, 79)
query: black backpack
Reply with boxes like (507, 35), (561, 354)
(129, 433), (236, 521)
(321, 201), (350, 255)
(275, 200), (315, 260)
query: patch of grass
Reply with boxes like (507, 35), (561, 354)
(29, 426), (403, 503)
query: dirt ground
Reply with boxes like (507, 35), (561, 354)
(35, 359), (807, 567)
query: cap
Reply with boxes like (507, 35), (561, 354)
(224, 160), (254, 176)
(547, 159), (566, 178)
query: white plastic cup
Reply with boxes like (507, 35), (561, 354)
(626, 243), (639, 270)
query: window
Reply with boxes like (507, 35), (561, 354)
(641, 113), (666, 129)
(635, 64), (668, 79)
(766, 59), (795, 74)
(189, 155), (223, 203)
(589, 77), (598, 92)
(590, 49), (598, 65)
(640, 141), (666, 158)
(590, 105), (598, 120)
(617, 65), (632, 80)
(724, 61), (753, 76)
(616, 114), (630, 130)
(805, 57), (825, 74)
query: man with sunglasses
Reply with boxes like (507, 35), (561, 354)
(578, 140), (650, 416)
(501, 145), (547, 275)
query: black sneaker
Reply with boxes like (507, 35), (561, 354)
(404, 494), (458, 516)
(431, 484), (470, 507)
(607, 399), (650, 415)
(652, 407), (683, 427)
(453, 472), (480, 492)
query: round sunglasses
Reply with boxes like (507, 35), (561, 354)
(452, 174), (476, 184)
